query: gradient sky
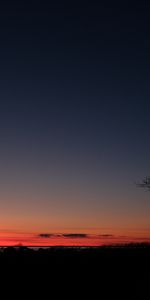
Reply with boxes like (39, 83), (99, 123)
(0, 0), (150, 246)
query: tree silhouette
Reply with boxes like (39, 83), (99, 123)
(136, 176), (150, 190)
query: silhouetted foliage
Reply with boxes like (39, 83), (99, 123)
(1, 244), (149, 299)
(137, 176), (150, 190)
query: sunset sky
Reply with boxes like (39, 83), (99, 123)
(0, 1), (150, 246)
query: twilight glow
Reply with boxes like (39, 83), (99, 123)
(0, 1), (150, 246)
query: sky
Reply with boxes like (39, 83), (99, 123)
(0, 0), (150, 246)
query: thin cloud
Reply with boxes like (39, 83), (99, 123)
(37, 233), (89, 239)
(38, 233), (115, 240)
(62, 234), (88, 238)
(38, 234), (56, 238)
(98, 234), (114, 238)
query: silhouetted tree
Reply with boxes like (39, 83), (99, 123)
(137, 176), (150, 190)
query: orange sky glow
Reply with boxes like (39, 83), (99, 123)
(0, 229), (150, 247)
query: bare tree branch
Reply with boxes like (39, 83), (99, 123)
(136, 176), (150, 190)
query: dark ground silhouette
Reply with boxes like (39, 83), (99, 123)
(0, 243), (149, 299)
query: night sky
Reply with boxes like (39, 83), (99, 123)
(0, 0), (150, 246)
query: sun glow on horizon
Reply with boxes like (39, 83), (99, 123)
(0, 229), (149, 247)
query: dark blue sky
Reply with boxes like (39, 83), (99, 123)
(0, 0), (150, 237)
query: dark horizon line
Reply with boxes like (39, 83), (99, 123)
(1, 242), (150, 248)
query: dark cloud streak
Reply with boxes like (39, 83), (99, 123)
(38, 234), (57, 238)
(38, 233), (116, 239)
(38, 233), (89, 239)
(62, 234), (88, 238)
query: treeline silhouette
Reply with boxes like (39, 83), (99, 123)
(1, 243), (150, 273)
(1, 243), (149, 299)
